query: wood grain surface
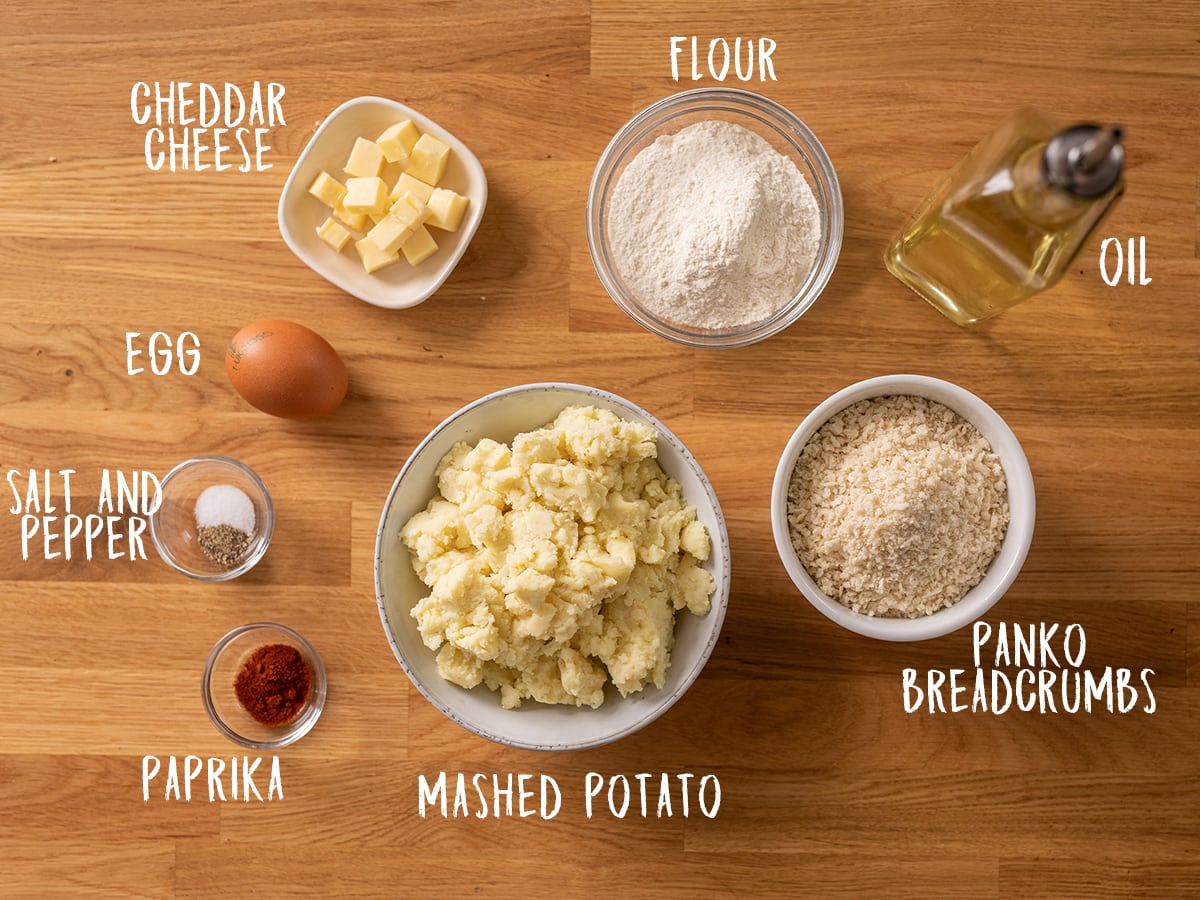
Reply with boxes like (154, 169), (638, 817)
(2, 1), (1198, 897)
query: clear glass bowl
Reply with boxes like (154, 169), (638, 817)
(203, 622), (327, 749)
(149, 455), (273, 581)
(587, 87), (843, 348)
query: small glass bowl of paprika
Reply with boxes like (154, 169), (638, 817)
(202, 622), (327, 749)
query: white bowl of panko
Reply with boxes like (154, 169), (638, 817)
(375, 383), (730, 750)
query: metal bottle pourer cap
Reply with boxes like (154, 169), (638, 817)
(1043, 124), (1125, 198)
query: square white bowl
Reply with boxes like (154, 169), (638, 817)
(278, 96), (487, 309)
(374, 383), (732, 751)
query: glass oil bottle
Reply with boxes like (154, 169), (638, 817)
(885, 108), (1125, 325)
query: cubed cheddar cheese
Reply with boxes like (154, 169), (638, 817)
(316, 217), (353, 251)
(305, 122), (468, 275)
(426, 187), (470, 232)
(376, 120), (420, 164)
(367, 214), (414, 255)
(401, 224), (438, 265)
(388, 171), (435, 206)
(355, 236), (400, 273)
(389, 191), (430, 230)
(343, 177), (388, 216)
(344, 136), (385, 177)
(333, 203), (367, 232)
(406, 133), (451, 186)
(308, 171), (347, 209)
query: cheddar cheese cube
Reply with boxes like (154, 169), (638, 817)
(304, 118), (464, 275)
(308, 171), (346, 209)
(388, 171), (435, 206)
(367, 214), (414, 255)
(389, 191), (430, 230)
(376, 120), (420, 164)
(316, 217), (353, 251)
(355, 236), (400, 273)
(406, 133), (451, 185)
(426, 187), (470, 232)
(333, 202), (367, 232)
(401, 224), (438, 265)
(344, 136), (385, 178)
(342, 177), (388, 216)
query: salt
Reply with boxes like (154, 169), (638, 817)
(194, 484), (256, 534)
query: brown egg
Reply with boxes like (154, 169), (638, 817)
(225, 320), (348, 419)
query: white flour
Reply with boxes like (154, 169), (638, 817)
(608, 119), (821, 332)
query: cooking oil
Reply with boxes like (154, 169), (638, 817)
(886, 108), (1124, 326)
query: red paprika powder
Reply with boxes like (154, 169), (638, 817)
(234, 643), (311, 726)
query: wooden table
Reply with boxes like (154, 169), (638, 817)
(2, 1), (1197, 896)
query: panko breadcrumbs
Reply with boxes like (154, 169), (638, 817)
(785, 395), (1009, 618)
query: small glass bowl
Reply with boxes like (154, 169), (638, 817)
(203, 622), (327, 749)
(149, 455), (273, 581)
(587, 87), (844, 348)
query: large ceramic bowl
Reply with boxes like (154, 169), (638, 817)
(587, 87), (843, 348)
(771, 375), (1035, 641)
(375, 383), (731, 750)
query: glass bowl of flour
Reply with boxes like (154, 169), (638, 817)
(587, 88), (843, 348)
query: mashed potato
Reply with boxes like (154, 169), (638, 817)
(400, 405), (714, 709)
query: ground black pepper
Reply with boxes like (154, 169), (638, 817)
(198, 523), (250, 567)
